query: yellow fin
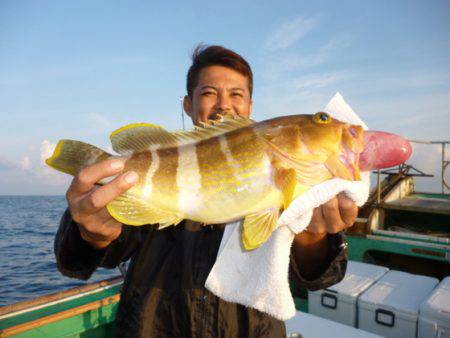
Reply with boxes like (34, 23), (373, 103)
(110, 115), (254, 155)
(267, 140), (332, 187)
(46, 140), (111, 177)
(110, 123), (177, 155)
(274, 168), (297, 209)
(325, 155), (360, 181)
(107, 192), (183, 227)
(242, 208), (279, 250)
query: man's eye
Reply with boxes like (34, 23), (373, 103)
(202, 91), (215, 96)
(231, 92), (243, 97)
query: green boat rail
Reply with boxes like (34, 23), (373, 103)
(0, 277), (123, 337)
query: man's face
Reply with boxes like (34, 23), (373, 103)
(183, 65), (252, 126)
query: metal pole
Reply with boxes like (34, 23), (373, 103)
(179, 96), (186, 130)
(442, 143), (445, 194)
(377, 169), (381, 204)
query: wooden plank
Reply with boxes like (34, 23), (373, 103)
(0, 295), (120, 337)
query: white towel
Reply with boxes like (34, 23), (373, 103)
(205, 92), (370, 321)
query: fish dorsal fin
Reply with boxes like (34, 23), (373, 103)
(110, 116), (254, 155)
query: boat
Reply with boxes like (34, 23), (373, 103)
(1, 141), (448, 337)
(0, 278), (122, 337)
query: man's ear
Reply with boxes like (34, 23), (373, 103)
(183, 95), (193, 118)
(249, 100), (253, 118)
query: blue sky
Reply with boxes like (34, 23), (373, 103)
(1, 0), (449, 194)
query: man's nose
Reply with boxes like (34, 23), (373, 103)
(215, 93), (232, 112)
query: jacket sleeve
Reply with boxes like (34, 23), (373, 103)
(54, 209), (147, 280)
(289, 233), (348, 291)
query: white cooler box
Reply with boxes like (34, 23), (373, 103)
(358, 270), (438, 338)
(308, 261), (388, 327)
(418, 276), (450, 338)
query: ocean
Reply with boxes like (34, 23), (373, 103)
(0, 195), (119, 306)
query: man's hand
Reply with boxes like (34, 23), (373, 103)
(66, 158), (139, 249)
(292, 193), (358, 276)
(306, 192), (358, 235)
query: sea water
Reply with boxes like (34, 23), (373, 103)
(0, 195), (119, 306)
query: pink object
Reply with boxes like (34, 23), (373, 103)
(359, 131), (412, 170)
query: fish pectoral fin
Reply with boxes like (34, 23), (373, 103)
(274, 168), (311, 209)
(275, 168), (297, 209)
(242, 208), (279, 250)
(107, 192), (182, 227)
(325, 155), (360, 181)
(110, 115), (255, 155)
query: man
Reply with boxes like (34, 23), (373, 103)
(55, 45), (357, 337)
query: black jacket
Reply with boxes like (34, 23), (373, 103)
(55, 210), (348, 337)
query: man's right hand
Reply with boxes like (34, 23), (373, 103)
(66, 158), (139, 249)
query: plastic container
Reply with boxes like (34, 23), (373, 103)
(358, 270), (438, 338)
(308, 261), (388, 327)
(418, 276), (450, 338)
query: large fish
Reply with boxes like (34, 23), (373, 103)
(46, 112), (412, 250)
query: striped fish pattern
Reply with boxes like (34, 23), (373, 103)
(46, 113), (365, 250)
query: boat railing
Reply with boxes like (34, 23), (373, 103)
(375, 140), (450, 201)
(0, 276), (123, 318)
(407, 140), (450, 194)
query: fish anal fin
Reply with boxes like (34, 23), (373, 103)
(107, 192), (182, 227)
(242, 208), (279, 250)
(158, 218), (183, 230)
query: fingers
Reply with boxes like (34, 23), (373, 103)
(78, 171), (139, 215)
(337, 192), (358, 227)
(69, 158), (126, 196)
(78, 216), (123, 247)
(306, 194), (359, 235)
(306, 207), (327, 234)
(321, 197), (346, 233)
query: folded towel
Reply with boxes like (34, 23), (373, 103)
(205, 92), (370, 321)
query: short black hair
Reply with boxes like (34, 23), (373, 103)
(186, 44), (253, 98)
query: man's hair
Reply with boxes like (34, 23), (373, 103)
(186, 44), (253, 98)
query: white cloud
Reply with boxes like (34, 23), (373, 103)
(262, 35), (354, 81)
(20, 156), (32, 171)
(86, 112), (112, 127)
(264, 16), (317, 51)
(293, 72), (350, 90)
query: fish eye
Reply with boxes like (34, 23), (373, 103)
(313, 112), (331, 124)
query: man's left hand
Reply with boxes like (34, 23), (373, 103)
(305, 192), (358, 235)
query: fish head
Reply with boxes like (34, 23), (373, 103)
(294, 112), (365, 181)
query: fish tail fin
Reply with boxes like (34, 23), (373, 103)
(45, 140), (112, 177)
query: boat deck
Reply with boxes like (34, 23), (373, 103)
(381, 193), (450, 215)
